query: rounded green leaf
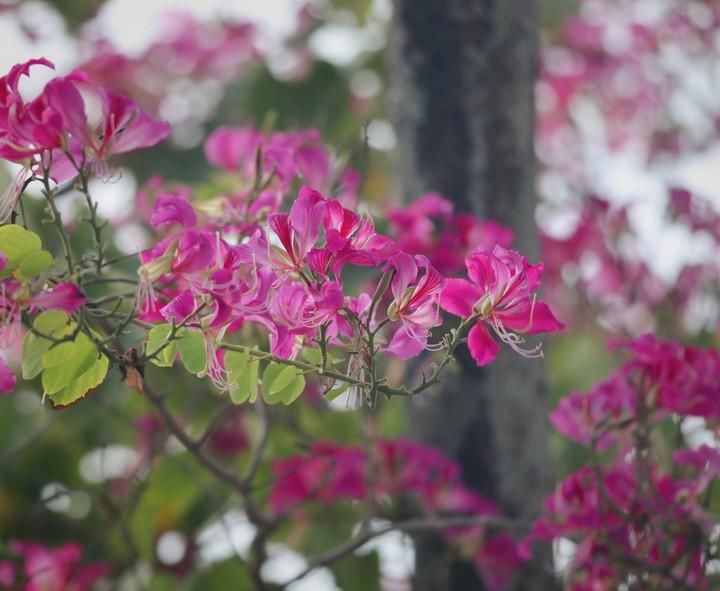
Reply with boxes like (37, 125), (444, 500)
(177, 331), (207, 375)
(0, 225), (42, 276)
(42, 333), (97, 395)
(14, 249), (53, 280)
(47, 353), (109, 407)
(262, 363), (306, 405)
(21, 311), (73, 380)
(145, 324), (178, 367)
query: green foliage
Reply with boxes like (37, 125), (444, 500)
(261, 363), (306, 405)
(145, 324), (179, 367)
(177, 331), (207, 375)
(185, 560), (252, 589)
(332, 550), (381, 591)
(0, 224), (53, 280)
(225, 350), (260, 404)
(262, 363), (306, 405)
(22, 311), (109, 407)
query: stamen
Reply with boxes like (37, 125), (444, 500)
(491, 314), (544, 359)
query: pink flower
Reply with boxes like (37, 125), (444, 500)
(150, 192), (197, 230)
(440, 246), (564, 366)
(45, 78), (171, 171)
(268, 187), (325, 272)
(0, 58), (60, 162)
(29, 283), (85, 313)
(8, 540), (111, 591)
(1, 280), (85, 349)
(388, 194), (513, 275)
(204, 126), (262, 172)
(0, 356), (15, 393)
(384, 253), (445, 359)
(615, 334), (720, 419)
(549, 374), (636, 450)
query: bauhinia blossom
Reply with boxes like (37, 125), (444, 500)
(385, 253), (445, 359)
(440, 245), (564, 366)
(0, 58), (170, 222)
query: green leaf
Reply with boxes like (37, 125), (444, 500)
(0, 224), (42, 275)
(302, 347), (339, 366)
(331, 550), (380, 591)
(325, 381), (352, 402)
(15, 249), (53, 280)
(185, 559), (252, 589)
(225, 352), (260, 403)
(22, 310), (108, 404)
(302, 348), (323, 364)
(22, 311), (72, 379)
(145, 324), (178, 367)
(47, 353), (108, 407)
(262, 363), (306, 405)
(279, 373), (305, 405)
(245, 358), (259, 404)
(41, 333), (97, 395)
(266, 364), (297, 394)
(177, 331), (206, 375)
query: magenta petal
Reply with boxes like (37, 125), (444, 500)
(160, 290), (196, 323)
(440, 278), (479, 318)
(31, 283), (85, 313)
(385, 326), (427, 360)
(465, 250), (496, 293)
(467, 322), (500, 366)
(527, 301), (564, 334)
(151, 194), (197, 229)
(111, 112), (171, 154)
(0, 358), (16, 393)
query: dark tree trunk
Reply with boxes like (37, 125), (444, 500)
(389, 1), (557, 589)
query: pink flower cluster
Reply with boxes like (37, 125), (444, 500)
(0, 541), (111, 591)
(0, 58), (170, 221)
(387, 193), (514, 275)
(79, 13), (257, 118)
(538, 0), (720, 180)
(133, 125), (562, 386)
(527, 334), (720, 589)
(269, 438), (522, 590)
(550, 335), (720, 448)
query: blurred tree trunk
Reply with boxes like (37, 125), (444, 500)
(389, 1), (557, 590)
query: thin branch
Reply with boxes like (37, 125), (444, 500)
(280, 514), (527, 589)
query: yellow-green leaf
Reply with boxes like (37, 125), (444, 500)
(14, 249), (53, 280)
(177, 331), (206, 375)
(21, 311), (73, 380)
(42, 333), (97, 395)
(0, 224), (42, 276)
(48, 353), (109, 407)
(145, 324), (178, 367)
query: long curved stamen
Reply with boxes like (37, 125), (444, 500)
(490, 314), (543, 358)
(202, 334), (230, 391)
